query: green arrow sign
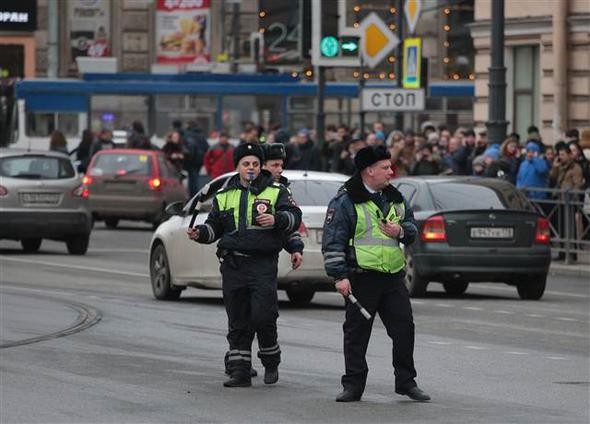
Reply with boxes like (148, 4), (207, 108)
(341, 42), (358, 52)
(320, 36), (340, 57)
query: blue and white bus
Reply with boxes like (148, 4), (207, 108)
(7, 72), (474, 150)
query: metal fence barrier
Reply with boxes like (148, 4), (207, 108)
(520, 187), (590, 265)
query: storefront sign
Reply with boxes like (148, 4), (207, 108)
(0, 0), (37, 32)
(156, 0), (211, 64)
(68, 0), (111, 66)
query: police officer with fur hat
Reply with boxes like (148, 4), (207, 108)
(262, 143), (304, 270)
(321, 144), (430, 402)
(188, 142), (302, 388)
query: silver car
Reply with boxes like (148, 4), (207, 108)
(0, 149), (92, 254)
(149, 170), (348, 305)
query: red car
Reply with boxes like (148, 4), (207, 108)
(84, 149), (187, 229)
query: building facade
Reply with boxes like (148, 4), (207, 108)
(3, 0), (477, 146)
(470, 0), (590, 143)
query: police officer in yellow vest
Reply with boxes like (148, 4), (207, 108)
(187, 142), (302, 388)
(322, 145), (430, 402)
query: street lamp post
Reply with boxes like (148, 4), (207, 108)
(486, 0), (508, 145)
(394, 0), (404, 131)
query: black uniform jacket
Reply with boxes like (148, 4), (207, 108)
(277, 175), (304, 254)
(196, 170), (302, 255)
(321, 172), (418, 281)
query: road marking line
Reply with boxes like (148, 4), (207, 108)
(547, 356), (567, 360)
(411, 300), (425, 305)
(434, 303), (452, 307)
(556, 317), (578, 322)
(464, 345), (487, 350)
(494, 310), (514, 314)
(475, 283), (589, 299)
(428, 341), (451, 345)
(0, 256), (149, 278)
(89, 248), (148, 253)
(505, 351), (527, 355)
(525, 314), (544, 318)
(463, 306), (484, 311)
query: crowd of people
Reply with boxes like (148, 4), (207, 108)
(53, 118), (589, 200)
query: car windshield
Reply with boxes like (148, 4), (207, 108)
(0, 155), (75, 179)
(431, 181), (534, 211)
(90, 153), (152, 176)
(289, 180), (344, 206)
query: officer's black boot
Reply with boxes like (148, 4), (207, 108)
(335, 389), (362, 402)
(223, 370), (251, 388)
(264, 366), (279, 384)
(224, 366), (258, 377)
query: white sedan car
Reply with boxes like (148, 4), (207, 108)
(149, 170), (348, 305)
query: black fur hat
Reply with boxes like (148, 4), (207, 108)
(354, 145), (391, 172)
(233, 143), (265, 167)
(262, 143), (286, 161)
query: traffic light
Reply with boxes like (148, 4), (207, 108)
(312, 0), (360, 67)
(319, 36), (359, 58)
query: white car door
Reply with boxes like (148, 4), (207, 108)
(170, 176), (231, 287)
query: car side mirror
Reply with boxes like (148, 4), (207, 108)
(165, 201), (184, 216)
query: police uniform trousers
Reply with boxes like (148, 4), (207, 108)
(342, 270), (417, 394)
(222, 253), (281, 376)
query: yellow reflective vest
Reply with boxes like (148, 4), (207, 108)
(351, 200), (406, 273)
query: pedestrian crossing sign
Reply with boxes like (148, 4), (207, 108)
(402, 37), (422, 89)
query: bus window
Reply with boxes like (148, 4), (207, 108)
(90, 95), (148, 132)
(222, 95), (281, 136)
(154, 94), (216, 137)
(26, 112), (79, 137)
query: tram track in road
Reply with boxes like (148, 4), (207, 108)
(0, 286), (102, 349)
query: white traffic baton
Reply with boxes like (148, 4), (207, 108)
(347, 294), (372, 320)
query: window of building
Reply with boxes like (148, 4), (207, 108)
(512, 46), (539, 139)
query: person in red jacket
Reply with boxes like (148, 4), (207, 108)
(204, 132), (235, 179)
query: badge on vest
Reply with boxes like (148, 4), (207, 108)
(252, 199), (272, 224)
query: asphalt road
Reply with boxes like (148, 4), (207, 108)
(1, 222), (589, 424)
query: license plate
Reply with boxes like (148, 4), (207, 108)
(470, 227), (513, 239)
(20, 193), (60, 204)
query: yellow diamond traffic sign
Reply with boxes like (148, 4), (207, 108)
(360, 12), (400, 69)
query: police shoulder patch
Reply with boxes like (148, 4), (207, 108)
(324, 208), (336, 225)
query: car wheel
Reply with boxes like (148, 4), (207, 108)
(286, 288), (315, 306)
(21, 238), (42, 253)
(66, 236), (89, 255)
(517, 274), (546, 300)
(404, 250), (428, 297)
(150, 243), (182, 300)
(105, 218), (119, 229)
(443, 281), (469, 296)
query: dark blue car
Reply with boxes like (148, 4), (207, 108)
(392, 176), (551, 300)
